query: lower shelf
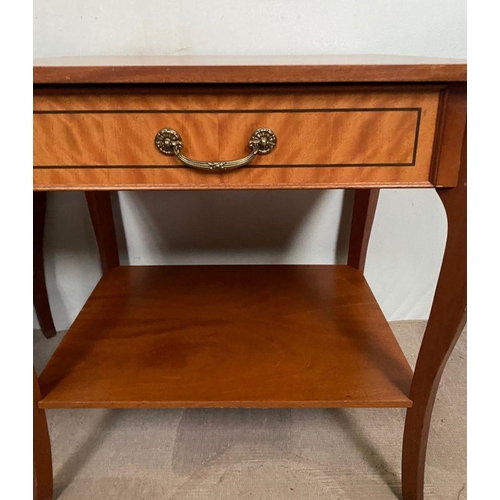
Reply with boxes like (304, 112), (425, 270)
(39, 265), (413, 409)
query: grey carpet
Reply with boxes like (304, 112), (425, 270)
(34, 321), (466, 499)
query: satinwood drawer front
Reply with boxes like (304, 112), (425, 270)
(33, 86), (440, 189)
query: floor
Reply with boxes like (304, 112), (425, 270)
(34, 321), (466, 500)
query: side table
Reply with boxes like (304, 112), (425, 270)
(33, 55), (466, 500)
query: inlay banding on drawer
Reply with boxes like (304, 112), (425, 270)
(34, 107), (422, 168)
(33, 87), (440, 189)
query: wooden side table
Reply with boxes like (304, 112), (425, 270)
(33, 56), (466, 500)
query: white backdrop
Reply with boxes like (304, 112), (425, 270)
(33, 1), (466, 330)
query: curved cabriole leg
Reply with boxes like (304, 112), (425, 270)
(347, 189), (380, 273)
(85, 191), (120, 273)
(33, 192), (56, 339)
(34, 369), (53, 500)
(402, 134), (467, 500)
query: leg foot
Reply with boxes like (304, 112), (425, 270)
(34, 370), (53, 500)
(402, 132), (467, 500)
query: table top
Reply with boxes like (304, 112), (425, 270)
(33, 55), (467, 85)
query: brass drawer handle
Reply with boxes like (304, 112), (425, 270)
(155, 128), (277, 171)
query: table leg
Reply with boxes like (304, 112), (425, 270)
(347, 189), (380, 273)
(34, 369), (53, 500)
(402, 132), (467, 500)
(33, 192), (56, 339)
(85, 191), (120, 273)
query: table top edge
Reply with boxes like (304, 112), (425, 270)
(33, 55), (467, 84)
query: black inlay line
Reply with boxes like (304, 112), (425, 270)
(34, 107), (421, 168)
(411, 108), (422, 165)
(34, 107), (421, 115)
(34, 162), (415, 170)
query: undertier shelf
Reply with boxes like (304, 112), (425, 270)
(39, 265), (413, 409)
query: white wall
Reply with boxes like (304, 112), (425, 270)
(33, 1), (465, 330)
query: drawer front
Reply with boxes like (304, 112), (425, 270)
(34, 87), (440, 189)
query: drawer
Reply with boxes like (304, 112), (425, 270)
(33, 87), (441, 189)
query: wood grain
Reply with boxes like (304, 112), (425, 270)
(33, 192), (56, 338)
(402, 129), (467, 500)
(33, 55), (467, 84)
(347, 189), (380, 273)
(34, 370), (53, 500)
(38, 265), (413, 409)
(33, 87), (440, 190)
(429, 84), (467, 187)
(31, 59), (467, 498)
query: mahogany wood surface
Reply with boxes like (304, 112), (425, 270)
(38, 265), (413, 409)
(85, 192), (120, 273)
(32, 57), (467, 498)
(347, 189), (380, 273)
(33, 86), (440, 190)
(33, 55), (466, 84)
(401, 130), (467, 500)
(429, 84), (467, 187)
(34, 370), (53, 500)
(33, 192), (56, 338)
